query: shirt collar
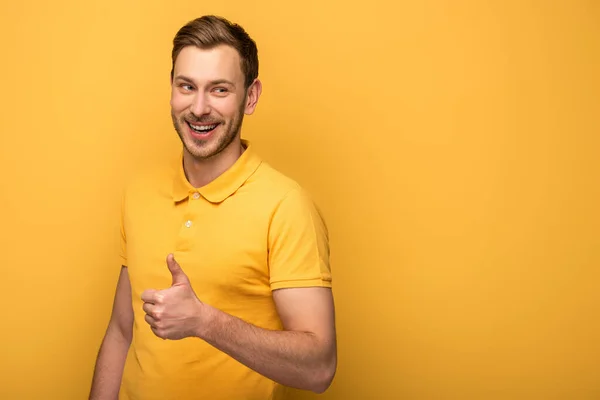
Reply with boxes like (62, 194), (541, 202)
(172, 140), (262, 203)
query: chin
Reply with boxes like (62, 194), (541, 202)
(185, 144), (218, 160)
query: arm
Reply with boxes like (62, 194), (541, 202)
(89, 266), (134, 400)
(141, 188), (337, 392)
(196, 188), (337, 392)
(197, 286), (337, 393)
(195, 188), (337, 392)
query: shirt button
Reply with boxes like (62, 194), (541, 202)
(185, 220), (193, 228)
(192, 192), (200, 200)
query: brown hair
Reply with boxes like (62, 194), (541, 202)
(171, 15), (259, 89)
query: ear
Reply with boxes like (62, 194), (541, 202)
(244, 79), (262, 115)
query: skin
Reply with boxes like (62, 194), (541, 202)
(89, 44), (337, 398)
(89, 266), (133, 400)
(143, 254), (337, 393)
(169, 44), (261, 187)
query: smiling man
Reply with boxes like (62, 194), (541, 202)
(88, 15), (337, 400)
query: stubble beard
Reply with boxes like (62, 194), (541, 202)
(171, 107), (245, 162)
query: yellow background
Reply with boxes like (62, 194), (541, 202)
(1, 1), (598, 399)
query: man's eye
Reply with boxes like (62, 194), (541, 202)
(214, 88), (227, 93)
(180, 84), (193, 91)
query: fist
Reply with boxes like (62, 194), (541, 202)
(141, 254), (204, 340)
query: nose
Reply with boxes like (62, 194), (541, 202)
(190, 93), (210, 117)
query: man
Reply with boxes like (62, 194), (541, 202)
(89, 15), (337, 400)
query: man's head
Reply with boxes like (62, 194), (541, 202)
(169, 15), (261, 161)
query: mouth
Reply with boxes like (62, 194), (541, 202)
(186, 120), (219, 136)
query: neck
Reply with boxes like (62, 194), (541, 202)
(183, 139), (245, 188)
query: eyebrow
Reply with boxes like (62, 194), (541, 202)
(174, 75), (236, 87)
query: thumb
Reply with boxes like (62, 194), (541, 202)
(167, 254), (190, 286)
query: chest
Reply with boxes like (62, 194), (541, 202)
(124, 197), (272, 303)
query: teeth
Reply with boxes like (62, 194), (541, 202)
(190, 123), (217, 132)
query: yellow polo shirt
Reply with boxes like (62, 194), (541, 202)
(117, 140), (332, 400)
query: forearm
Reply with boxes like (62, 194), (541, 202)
(197, 304), (335, 393)
(89, 326), (131, 400)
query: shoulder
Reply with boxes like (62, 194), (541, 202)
(251, 161), (312, 201)
(247, 161), (324, 219)
(252, 162), (328, 229)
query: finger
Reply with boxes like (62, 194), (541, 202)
(151, 326), (166, 340)
(145, 313), (157, 328)
(142, 302), (156, 316)
(167, 253), (190, 286)
(141, 289), (159, 303)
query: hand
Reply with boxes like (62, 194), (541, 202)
(141, 254), (204, 340)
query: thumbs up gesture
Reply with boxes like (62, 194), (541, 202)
(141, 254), (204, 340)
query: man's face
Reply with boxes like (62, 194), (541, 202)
(170, 45), (258, 160)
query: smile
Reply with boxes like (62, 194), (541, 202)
(187, 121), (218, 134)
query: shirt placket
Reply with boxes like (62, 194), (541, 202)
(174, 191), (203, 253)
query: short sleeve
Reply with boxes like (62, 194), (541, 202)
(119, 190), (128, 267)
(268, 187), (332, 290)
